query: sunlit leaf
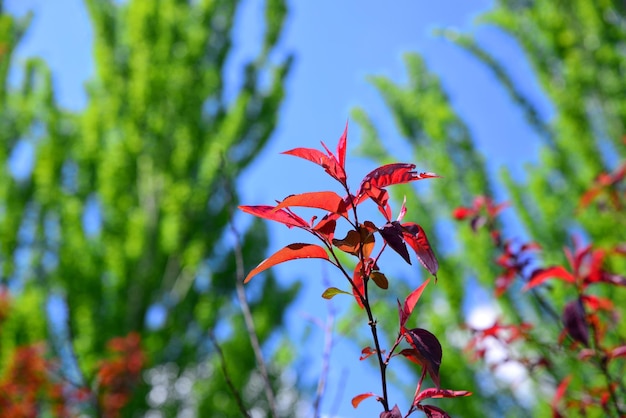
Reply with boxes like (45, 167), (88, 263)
(358, 163), (439, 195)
(239, 205), (308, 228)
(398, 279), (430, 329)
(321, 287), (351, 299)
(351, 392), (376, 408)
(244, 243), (330, 283)
(402, 223), (439, 277)
(282, 147), (346, 185)
(337, 120), (348, 169)
(275, 191), (347, 215)
(413, 388), (472, 403)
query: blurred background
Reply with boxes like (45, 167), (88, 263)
(1, 0), (625, 417)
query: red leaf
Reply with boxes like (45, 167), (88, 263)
(398, 279), (431, 330)
(282, 147), (346, 185)
(337, 120), (348, 170)
(274, 191), (348, 215)
(523, 266), (576, 291)
(404, 328), (442, 388)
(351, 392), (376, 408)
(402, 223), (439, 277)
(452, 207), (474, 220)
(551, 375), (572, 415)
(244, 243), (329, 283)
(609, 345), (626, 359)
(239, 205), (308, 228)
(358, 163), (439, 195)
(359, 346), (377, 361)
(352, 261), (366, 309)
(413, 388), (472, 403)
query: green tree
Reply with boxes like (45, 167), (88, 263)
(0, 0), (298, 416)
(353, 1), (626, 416)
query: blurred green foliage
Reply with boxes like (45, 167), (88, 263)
(354, 1), (626, 416)
(0, 0), (298, 416)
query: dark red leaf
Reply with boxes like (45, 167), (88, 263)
(358, 163), (439, 195)
(379, 222), (410, 264)
(245, 243), (329, 283)
(312, 215), (338, 242)
(402, 223), (439, 277)
(239, 205), (309, 228)
(351, 392), (376, 408)
(360, 346), (378, 361)
(523, 266), (576, 291)
(274, 191), (347, 215)
(380, 405), (402, 418)
(352, 262), (366, 309)
(413, 388), (472, 403)
(398, 279), (431, 330)
(562, 299), (589, 346)
(404, 328), (442, 388)
(421, 404), (451, 418)
(282, 147), (346, 185)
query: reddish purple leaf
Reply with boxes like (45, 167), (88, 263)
(421, 404), (451, 418)
(523, 266), (576, 291)
(379, 222), (411, 264)
(562, 299), (589, 346)
(282, 147), (347, 185)
(380, 405), (402, 418)
(404, 328), (442, 388)
(413, 388), (472, 403)
(245, 243), (329, 283)
(274, 191), (348, 215)
(239, 205), (309, 228)
(351, 392), (376, 408)
(398, 279), (431, 330)
(609, 345), (626, 359)
(358, 163), (439, 195)
(402, 223), (439, 277)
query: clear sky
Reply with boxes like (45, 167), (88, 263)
(6, 0), (549, 416)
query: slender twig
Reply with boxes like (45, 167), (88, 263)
(230, 221), (279, 418)
(313, 274), (337, 417)
(208, 329), (252, 418)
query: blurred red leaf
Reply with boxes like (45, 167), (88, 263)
(404, 328), (442, 388)
(275, 191), (347, 215)
(239, 205), (308, 228)
(523, 266), (576, 291)
(244, 243), (329, 283)
(551, 375), (572, 417)
(351, 392), (376, 408)
(609, 345), (626, 359)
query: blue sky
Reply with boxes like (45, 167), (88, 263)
(6, 1), (549, 416)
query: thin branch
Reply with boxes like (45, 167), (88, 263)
(208, 329), (252, 418)
(230, 221), (279, 418)
(313, 274), (337, 417)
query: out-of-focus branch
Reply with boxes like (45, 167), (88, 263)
(230, 221), (279, 418)
(209, 329), (251, 418)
